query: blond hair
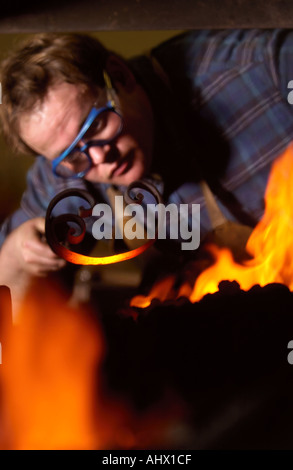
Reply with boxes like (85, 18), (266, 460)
(0, 33), (111, 154)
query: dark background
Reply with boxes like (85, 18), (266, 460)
(0, 0), (292, 32)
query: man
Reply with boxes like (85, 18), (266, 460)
(0, 29), (293, 307)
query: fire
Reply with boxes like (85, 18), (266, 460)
(0, 281), (103, 449)
(0, 279), (185, 449)
(131, 143), (293, 307)
(130, 275), (176, 309)
(0, 280), (136, 450)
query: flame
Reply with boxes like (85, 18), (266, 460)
(0, 280), (132, 450)
(131, 143), (293, 307)
(130, 275), (176, 309)
(0, 279), (186, 449)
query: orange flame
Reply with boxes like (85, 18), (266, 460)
(0, 280), (186, 449)
(0, 280), (141, 450)
(130, 275), (176, 309)
(131, 143), (293, 307)
(0, 281), (104, 449)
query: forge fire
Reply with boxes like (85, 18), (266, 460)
(1, 144), (293, 450)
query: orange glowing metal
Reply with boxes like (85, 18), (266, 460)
(45, 183), (162, 266)
(54, 238), (155, 265)
(131, 143), (293, 307)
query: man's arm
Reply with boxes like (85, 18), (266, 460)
(0, 157), (74, 315)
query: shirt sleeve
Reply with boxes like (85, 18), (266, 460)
(0, 156), (110, 249)
(0, 156), (71, 248)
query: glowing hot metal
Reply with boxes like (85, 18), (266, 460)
(45, 182), (163, 265)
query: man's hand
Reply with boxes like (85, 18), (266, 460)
(0, 217), (66, 278)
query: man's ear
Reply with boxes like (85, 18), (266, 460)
(105, 55), (137, 93)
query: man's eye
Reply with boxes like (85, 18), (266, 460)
(63, 150), (82, 165)
(85, 115), (106, 139)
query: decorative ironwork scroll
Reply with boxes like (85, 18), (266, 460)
(45, 181), (163, 266)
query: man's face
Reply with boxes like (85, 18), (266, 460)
(19, 77), (154, 186)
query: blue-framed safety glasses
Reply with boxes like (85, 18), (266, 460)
(51, 71), (123, 178)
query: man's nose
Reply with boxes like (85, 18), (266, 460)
(88, 144), (111, 165)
